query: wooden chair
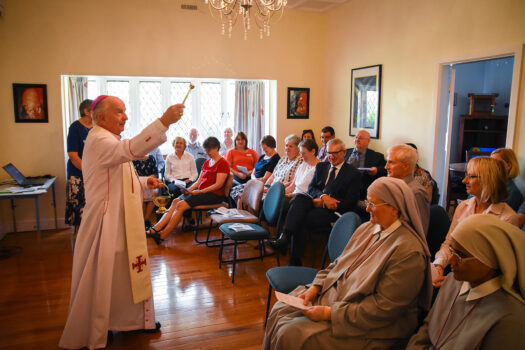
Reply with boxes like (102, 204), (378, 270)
(191, 173), (234, 244)
(201, 179), (264, 247)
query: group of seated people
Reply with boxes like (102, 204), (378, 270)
(136, 123), (524, 348)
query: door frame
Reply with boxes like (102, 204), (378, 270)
(432, 45), (523, 207)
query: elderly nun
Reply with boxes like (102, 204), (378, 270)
(263, 177), (433, 350)
(408, 214), (525, 349)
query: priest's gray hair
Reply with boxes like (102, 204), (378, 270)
(387, 144), (417, 170)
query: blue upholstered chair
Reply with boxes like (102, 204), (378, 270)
(264, 211), (361, 326)
(218, 182), (285, 283)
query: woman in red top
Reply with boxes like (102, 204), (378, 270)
(147, 137), (229, 244)
(225, 131), (258, 185)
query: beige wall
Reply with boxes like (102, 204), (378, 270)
(323, 0), (525, 193)
(1, 0), (524, 232)
(0, 0), (326, 232)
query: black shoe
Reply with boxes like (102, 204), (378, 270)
(142, 321), (161, 333)
(268, 232), (289, 254)
(146, 228), (164, 245)
(144, 220), (152, 230)
(288, 257), (302, 266)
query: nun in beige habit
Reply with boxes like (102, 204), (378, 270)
(407, 214), (525, 349)
(263, 177), (433, 350)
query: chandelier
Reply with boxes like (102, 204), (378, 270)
(204, 0), (287, 40)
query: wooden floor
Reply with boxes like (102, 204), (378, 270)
(0, 223), (326, 349)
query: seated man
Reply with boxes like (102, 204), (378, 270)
(345, 129), (387, 200)
(270, 138), (361, 266)
(186, 128), (207, 160)
(316, 126), (335, 162)
(386, 144), (430, 233)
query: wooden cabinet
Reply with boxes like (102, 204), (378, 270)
(457, 114), (507, 162)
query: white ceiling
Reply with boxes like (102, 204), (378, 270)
(285, 0), (351, 12)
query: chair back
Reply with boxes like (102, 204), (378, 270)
(196, 157), (206, 175)
(262, 182), (285, 227)
(238, 179), (264, 215)
(327, 212), (361, 262)
(427, 205), (451, 258)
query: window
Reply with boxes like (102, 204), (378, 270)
(85, 76), (243, 154)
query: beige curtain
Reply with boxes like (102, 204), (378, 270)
(234, 81), (264, 152)
(66, 77), (88, 127)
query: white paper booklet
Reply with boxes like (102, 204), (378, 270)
(275, 291), (312, 310)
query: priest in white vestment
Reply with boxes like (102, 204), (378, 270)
(59, 95), (184, 349)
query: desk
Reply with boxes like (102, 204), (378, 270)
(0, 177), (57, 232)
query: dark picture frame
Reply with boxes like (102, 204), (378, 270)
(349, 65), (381, 138)
(12, 83), (49, 123)
(287, 87), (310, 119)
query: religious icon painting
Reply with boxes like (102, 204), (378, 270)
(287, 87), (310, 119)
(349, 64), (382, 139)
(13, 83), (49, 123)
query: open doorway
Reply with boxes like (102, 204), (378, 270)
(433, 47), (523, 212)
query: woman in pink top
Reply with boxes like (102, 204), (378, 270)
(432, 157), (518, 286)
(225, 131), (258, 185)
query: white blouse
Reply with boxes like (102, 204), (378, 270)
(292, 162), (317, 195)
(165, 151), (198, 183)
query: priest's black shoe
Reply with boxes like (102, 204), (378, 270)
(142, 321), (161, 333)
(268, 232), (289, 254)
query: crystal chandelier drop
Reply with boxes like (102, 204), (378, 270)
(204, 0), (287, 40)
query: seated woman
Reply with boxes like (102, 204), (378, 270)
(284, 138), (319, 199)
(146, 137), (229, 244)
(432, 157), (519, 286)
(301, 129), (316, 141)
(229, 135), (280, 201)
(220, 127), (234, 156)
(164, 136), (198, 197)
(263, 177), (432, 350)
(408, 214), (525, 349)
(132, 153), (159, 229)
(225, 131), (258, 185)
(491, 148), (523, 211)
(264, 134), (303, 194)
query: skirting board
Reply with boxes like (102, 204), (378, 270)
(0, 217), (69, 235)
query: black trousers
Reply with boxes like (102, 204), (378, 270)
(284, 194), (337, 260)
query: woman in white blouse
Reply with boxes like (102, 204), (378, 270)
(285, 139), (319, 199)
(165, 137), (198, 196)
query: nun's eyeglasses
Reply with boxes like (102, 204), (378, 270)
(364, 200), (388, 210)
(448, 246), (475, 264)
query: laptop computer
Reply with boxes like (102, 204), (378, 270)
(2, 163), (49, 187)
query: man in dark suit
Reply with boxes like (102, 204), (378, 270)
(270, 138), (361, 266)
(344, 130), (387, 200)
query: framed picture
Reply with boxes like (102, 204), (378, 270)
(12, 83), (49, 123)
(287, 87), (310, 119)
(349, 65), (381, 138)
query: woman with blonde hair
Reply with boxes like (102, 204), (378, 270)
(432, 157), (518, 286)
(491, 148), (523, 211)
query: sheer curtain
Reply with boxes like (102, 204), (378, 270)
(66, 77), (88, 127)
(234, 81), (265, 152)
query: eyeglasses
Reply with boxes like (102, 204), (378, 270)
(464, 173), (480, 179)
(448, 246), (475, 264)
(364, 200), (389, 210)
(327, 150), (344, 155)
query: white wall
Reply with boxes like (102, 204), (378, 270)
(0, 0), (327, 233)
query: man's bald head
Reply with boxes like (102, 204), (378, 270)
(354, 130), (371, 152)
(93, 96), (128, 135)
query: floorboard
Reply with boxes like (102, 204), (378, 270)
(0, 224), (327, 349)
